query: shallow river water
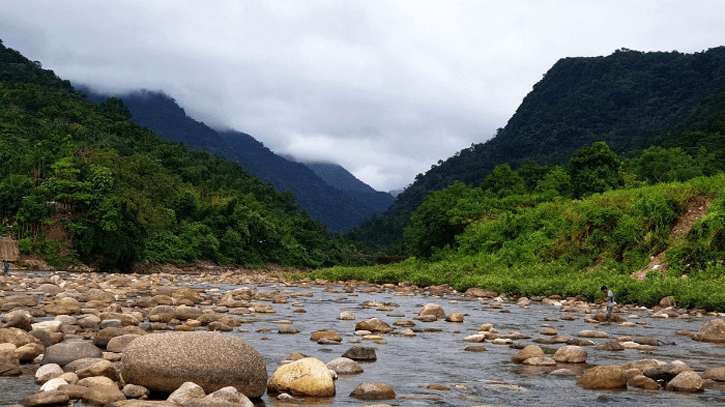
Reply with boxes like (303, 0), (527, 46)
(1, 276), (724, 406)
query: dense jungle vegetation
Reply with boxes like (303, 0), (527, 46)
(0, 40), (360, 271)
(350, 47), (725, 252)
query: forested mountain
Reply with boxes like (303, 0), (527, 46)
(80, 89), (393, 232)
(0, 40), (360, 270)
(351, 47), (725, 251)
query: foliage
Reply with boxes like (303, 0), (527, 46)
(0, 41), (362, 271)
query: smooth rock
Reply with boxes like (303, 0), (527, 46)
(342, 346), (377, 361)
(121, 332), (267, 397)
(666, 371), (705, 392)
(628, 375), (661, 390)
(326, 357), (364, 374)
(349, 382), (396, 400)
(21, 390), (70, 406)
(694, 319), (725, 343)
(576, 366), (627, 390)
(82, 384), (127, 405)
(42, 342), (103, 366)
(267, 357), (335, 397)
(512, 345), (544, 364)
(168, 382), (206, 405)
(703, 366), (725, 382)
(553, 345), (587, 363)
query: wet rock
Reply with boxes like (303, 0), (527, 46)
(426, 383), (450, 391)
(512, 345), (544, 364)
(464, 345), (487, 352)
(42, 341), (103, 366)
(567, 338), (595, 346)
(445, 313), (464, 323)
(342, 346), (377, 361)
(523, 356), (556, 366)
(354, 318), (392, 333)
(577, 330), (608, 338)
(703, 366), (725, 382)
(628, 375), (661, 390)
(694, 319), (725, 343)
(595, 341), (624, 351)
(553, 345), (587, 363)
(463, 334), (486, 343)
(621, 358), (665, 372)
(338, 311), (355, 320)
(665, 371), (704, 392)
(576, 366), (627, 390)
(268, 357), (335, 397)
(633, 337), (659, 346)
(309, 330), (341, 343)
(121, 332), (267, 397)
(21, 390), (70, 406)
(349, 382), (396, 400)
(168, 382), (206, 405)
(643, 361), (692, 383)
(278, 326), (299, 335)
(326, 357), (363, 374)
(418, 303), (446, 319)
(549, 368), (577, 376)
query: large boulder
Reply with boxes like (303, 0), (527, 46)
(694, 319), (725, 343)
(121, 332), (267, 397)
(267, 357), (335, 397)
(576, 366), (627, 390)
(42, 341), (103, 366)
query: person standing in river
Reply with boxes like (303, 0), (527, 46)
(601, 285), (615, 322)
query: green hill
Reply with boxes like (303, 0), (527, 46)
(351, 47), (725, 251)
(0, 39), (358, 271)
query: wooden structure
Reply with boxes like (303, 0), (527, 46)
(0, 237), (19, 262)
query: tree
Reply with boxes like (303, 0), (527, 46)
(568, 141), (623, 198)
(480, 163), (526, 198)
(630, 146), (703, 184)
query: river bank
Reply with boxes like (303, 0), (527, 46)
(1, 268), (724, 406)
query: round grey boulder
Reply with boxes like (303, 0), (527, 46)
(120, 332), (267, 397)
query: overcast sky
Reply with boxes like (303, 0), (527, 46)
(1, 1), (723, 191)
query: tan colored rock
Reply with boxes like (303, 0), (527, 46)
(445, 313), (464, 323)
(354, 318), (393, 333)
(349, 382), (396, 400)
(703, 366), (725, 382)
(168, 381), (206, 405)
(309, 330), (341, 342)
(694, 319), (725, 343)
(553, 345), (587, 363)
(83, 384), (127, 405)
(576, 366), (627, 390)
(666, 371), (705, 392)
(418, 303), (445, 319)
(523, 356), (556, 366)
(628, 375), (661, 390)
(21, 390), (70, 406)
(512, 345), (544, 364)
(267, 357), (335, 397)
(578, 330), (609, 338)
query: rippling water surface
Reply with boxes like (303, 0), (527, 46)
(1, 275), (724, 406)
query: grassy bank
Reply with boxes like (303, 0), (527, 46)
(309, 175), (725, 311)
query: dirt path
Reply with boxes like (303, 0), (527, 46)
(631, 196), (713, 281)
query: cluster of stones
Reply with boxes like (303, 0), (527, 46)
(0, 270), (724, 406)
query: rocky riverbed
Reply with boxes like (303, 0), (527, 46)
(0, 268), (724, 406)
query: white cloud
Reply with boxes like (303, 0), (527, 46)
(0, 0), (723, 191)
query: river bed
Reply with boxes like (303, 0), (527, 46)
(1, 274), (724, 406)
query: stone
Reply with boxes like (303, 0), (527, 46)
(0, 327), (40, 347)
(106, 334), (141, 353)
(354, 318), (392, 333)
(666, 371), (705, 392)
(445, 313), (464, 323)
(659, 296), (676, 308)
(628, 375), (661, 390)
(512, 345), (544, 364)
(418, 303), (446, 319)
(0, 349), (21, 375)
(93, 327), (128, 348)
(703, 366), (725, 382)
(58, 384), (90, 399)
(338, 311), (355, 320)
(21, 390), (70, 406)
(342, 346), (377, 361)
(74, 359), (118, 381)
(78, 376), (117, 388)
(643, 361), (691, 383)
(82, 384), (127, 405)
(309, 330), (341, 342)
(326, 357), (364, 374)
(523, 356), (556, 366)
(595, 341), (624, 351)
(553, 345), (587, 363)
(621, 359), (666, 371)
(577, 330), (608, 338)
(694, 319), (725, 343)
(205, 386), (254, 407)
(267, 357), (335, 397)
(168, 382), (206, 405)
(40, 377), (69, 392)
(122, 383), (150, 399)
(576, 366), (627, 390)
(36, 363), (64, 382)
(42, 342), (103, 366)
(15, 342), (45, 362)
(2, 309), (34, 331)
(121, 332), (267, 397)
(349, 382), (396, 400)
